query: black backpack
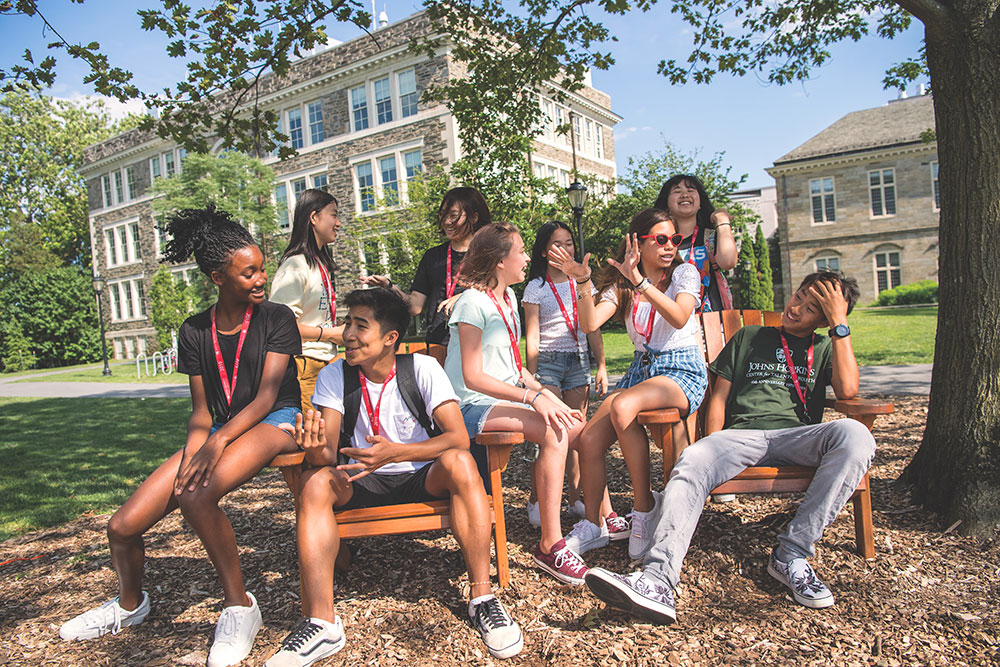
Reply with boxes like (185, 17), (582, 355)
(338, 354), (442, 463)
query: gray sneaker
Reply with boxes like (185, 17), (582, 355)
(627, 490), (662, 560)
(584, 568), (676, 625)
(564, 518), (610, 555)
(469, 597), (523, 659)
(767, 550), (835, 609)
(59, 591), (151, 640)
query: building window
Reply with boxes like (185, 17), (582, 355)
(150, 155), (161, 181)
(379, 156), (398, 205)
(155, 220), (171, 258)
(164, 150), (176, 177)
(287, 107), (303, 149)
(108, 277), (146, 322)
(305, 101), (324, 145)
(874, 250), (902, 293)
(869, 168), (896, 217)
(595, 125), (604, 159)
(113, 171), (124, 204)
(101, 174), (112, 207)
(398, 69), (418, 118)
(931, 161), (940, 210)
(275, 184), (289, 229)
(291, 177), (307, 203)
(815, 256), (840, 272)
(356, 163), (375, 212)
(125, 166), (137, 201)
(374, 76), (392, 125)
(404, 150), (422, 180)
(351, 85), (369, 131)
(810, 177), (836, 223)
(312, 173), (328, 190)
(104, 220), (141, 267)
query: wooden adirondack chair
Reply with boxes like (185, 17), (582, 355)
(638, 309), (893, 559)
(268, 342), (521, 587)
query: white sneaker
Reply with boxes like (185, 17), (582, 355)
(565, 500), (586, 519)
(526, 501), (541, 528)
(564, 518), (610, 555)
(767, 550), (835, 609)
(469, 596), (523, 659)
(207, 592), (263, 667)
(59, 591), (150, 640)
(266, 617), (346, 666)
(627, 491), (663, 560)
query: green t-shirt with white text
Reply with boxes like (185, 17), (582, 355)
(708, 325), (833, 430)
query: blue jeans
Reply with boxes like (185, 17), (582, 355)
(210, 405), (301, 435)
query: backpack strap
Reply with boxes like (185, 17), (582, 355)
(395, 353), (442, 438)
(339, 361), (362, 466)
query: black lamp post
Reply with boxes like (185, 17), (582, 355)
(92, 274), (112, 376)
(566, 181), (588, 261)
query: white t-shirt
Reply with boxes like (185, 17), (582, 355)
(444, 287), (521, 406)
(600, 263), (702, 352)
(312, 355), (459, 474)
(522, 276), (593, 352)
(270, 254), (337, 361)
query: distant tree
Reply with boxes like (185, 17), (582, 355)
(734, 235), (761, 310)
(0, 267), (100, 368)
(0, 90), (138, 274)
(0, 319), (37, 372)
(753, 224), (774, 310)
(148, 267), (192, 350)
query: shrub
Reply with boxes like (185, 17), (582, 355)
(875, 280), (938, 306)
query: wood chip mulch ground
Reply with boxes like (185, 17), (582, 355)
(1, 395), (997, 666)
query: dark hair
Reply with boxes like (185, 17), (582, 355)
(161, 204), (255, 276)
(654, 174), (717, 233)
(527, 221), (574, 283)
(797, 271), (861, 315)
(595, 208), (682, 322)
(278, 188), (338, 275)
(343, 287), (411, 349)
(437, 187), (492, 238)
(458, 222), (519, 290)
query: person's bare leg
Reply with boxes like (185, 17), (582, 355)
(527, 383), (563, 506)
(561, 385), (589, 506)
(176, 424), (298, 607)
(424, 450), (492, 598)
(609, 377), (690, 512)
(296, 466), (354, 621)
(576, 393), (619, 526)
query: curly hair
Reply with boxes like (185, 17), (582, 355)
(160, 204), (255, 276)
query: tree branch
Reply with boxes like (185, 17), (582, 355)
(892, 0), (953, 27)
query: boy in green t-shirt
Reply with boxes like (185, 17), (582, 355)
(585, 271), (873, 623)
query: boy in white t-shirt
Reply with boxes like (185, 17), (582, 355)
(266, 287), (522, 666)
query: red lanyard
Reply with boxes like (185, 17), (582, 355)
(486, 288), (522, 372)
(446, 244), (463, 298)
(682, 227), (699, 266)
(629, 274), (666, 344)
(779, 331), (815, 408)
(545, 273), (578, 337)
(359, 362), (397, 437)
(210, 304), (253, 409)
(318, 263), (336, 322)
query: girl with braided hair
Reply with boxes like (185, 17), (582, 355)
(59, 205), (303, 667)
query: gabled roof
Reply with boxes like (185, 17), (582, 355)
(773, 94), (935, 165)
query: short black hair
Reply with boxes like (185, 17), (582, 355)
(343, 287), (411, 348)
(798, 270), (861, 315)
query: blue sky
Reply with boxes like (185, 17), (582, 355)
(1, 1), (926, 188)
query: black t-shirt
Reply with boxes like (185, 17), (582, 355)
(177, 300), (302, 424)
(410, 241), (467, 345)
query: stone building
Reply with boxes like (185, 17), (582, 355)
(81, 10), (620, 358)
(766, 93), (938, 305)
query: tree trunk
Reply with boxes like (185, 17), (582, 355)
(903, 17), (1000, 537)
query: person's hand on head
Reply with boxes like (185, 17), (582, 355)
(810, 279), (849, 327)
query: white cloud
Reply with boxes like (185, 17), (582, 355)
(54, 92), (146, 121)
(614, 125), (654, 140)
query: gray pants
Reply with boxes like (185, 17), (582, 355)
(643, 419), (876, 588)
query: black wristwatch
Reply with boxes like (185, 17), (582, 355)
(830, 323), (851, 339)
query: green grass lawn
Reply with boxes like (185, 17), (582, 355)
(12, 364), (187, 384)
(0, 360), (130, 380)
(0, 397), (190, 542)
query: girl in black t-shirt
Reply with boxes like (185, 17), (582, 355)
(362, 187), (491, 345)
(59, 206), (302, 667)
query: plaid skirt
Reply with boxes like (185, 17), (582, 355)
(615, 344), (708, 414)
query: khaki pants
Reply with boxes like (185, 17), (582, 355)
(295, 356), (331, 414)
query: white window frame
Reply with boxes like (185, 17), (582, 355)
(350, 84), (369, 131)
(873, 249), (902, 295)
(397, 68), (418, 119)
(868, 168), (897, 218)
(281, 100), (326, 150)
(150, 147), (185, 182)
(931, 161), (940, 211)
(103, 218), (142, 268)
(814, 254), (841, 272)
(273, 168), (329, 229)
(350, 144), (423, 214)
(108, 276), (147, 323)
(101, 174), (113, 207)
(809, 177), (836, 225)
(350, 68), (421, 135)
(287, 106), (304, 149)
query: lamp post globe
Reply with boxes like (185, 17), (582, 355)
(566, 181), (589, 262)
(92, 274), (112, 377)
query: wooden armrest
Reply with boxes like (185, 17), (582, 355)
(637, 408), (682, 425)
(475, 432), (524, 446)
(270, 451), (306, 468)
(825, 398), (895, 417)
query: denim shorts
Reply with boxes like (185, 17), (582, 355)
(535, 349), (590, 391)
(210, 405), (302, 435)
(615, 345), (708, 414)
